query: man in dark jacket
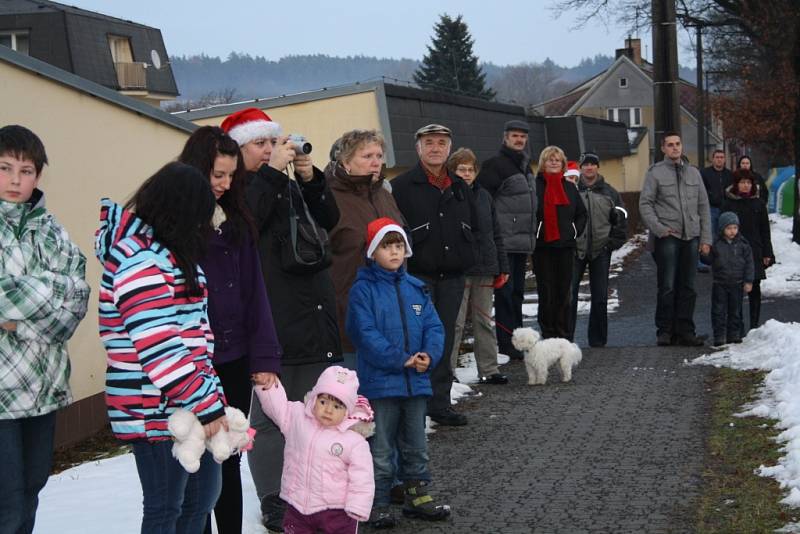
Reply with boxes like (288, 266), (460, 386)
(391, 124), (478, 427)
(476, 120), (536, 359)
(569, 152), (627, 347)
(698, 149), (733, 272)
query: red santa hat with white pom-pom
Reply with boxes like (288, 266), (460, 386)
(365, 217), (412, 259)
(220, 107), (282, 147)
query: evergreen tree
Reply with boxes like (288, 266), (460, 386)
(414, 14), (496, 100)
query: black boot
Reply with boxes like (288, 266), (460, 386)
(261, 494), (286, 533)
(368, 506), (397, 529)
(402, 480), (451, 521)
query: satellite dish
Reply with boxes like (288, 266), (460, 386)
(150, 49), (162, 70)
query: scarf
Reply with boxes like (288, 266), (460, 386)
(543, 172), (569, 242)
(422, 164), (452, 191)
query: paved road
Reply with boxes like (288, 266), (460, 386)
(384, 249), (796, 533)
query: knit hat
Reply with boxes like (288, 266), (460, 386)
(365, 217), (412, 259)
(579, 152), (600, 167)
(718, 211), (740, 231)
(308, 366), (360, 415)
(564, 161), (580, 179)
(220, 107), (282, 146)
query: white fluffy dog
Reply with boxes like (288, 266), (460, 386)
(168, 406), (255, 473)
(511, 327), (582, 385)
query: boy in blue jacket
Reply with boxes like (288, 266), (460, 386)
(346, 217), (450, 529)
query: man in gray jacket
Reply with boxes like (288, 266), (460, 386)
(639, 132), (712, 346)
(570, 152), (628, 347)
(477, 120), (537, 359)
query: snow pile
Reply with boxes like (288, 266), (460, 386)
(762, 214), (800, 298)
(692, 320), (800, 508)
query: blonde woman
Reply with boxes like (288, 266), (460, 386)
(534, 146), (587, 339)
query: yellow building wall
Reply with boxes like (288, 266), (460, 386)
(192, 91), (383, 167)
(1, 61), (191, 401)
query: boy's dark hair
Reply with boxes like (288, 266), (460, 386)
(661, 131), (681, 144)
(0, 125), (48, 175)
(378, 231), (405, 248)
(125, 162), (215, 297)
(178, 126), (256, 245)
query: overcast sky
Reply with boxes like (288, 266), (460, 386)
(64, 0), (695, 67)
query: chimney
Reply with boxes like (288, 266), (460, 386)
(625, 37), (642, 65)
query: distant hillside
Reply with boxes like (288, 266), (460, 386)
(167, 53), (696, 111)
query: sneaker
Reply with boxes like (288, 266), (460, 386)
(428, 408), (467, 426)
(675, 334), (705, 347)
(710, 340), (726, 349)
(656, 332), (673, 346)
(261, 494), (286, 533)
(478, 373), (509, 385)
(368, 507), (397, 529)
(402, 481), (451, 521)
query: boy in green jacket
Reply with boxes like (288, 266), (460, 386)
(0, 125), (90, 533)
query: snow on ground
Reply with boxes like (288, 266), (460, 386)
(762, 214), (800, 298)
(34, 233), (646, 533)
(691, 320), (800, 519)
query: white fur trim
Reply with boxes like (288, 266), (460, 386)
(227, 120), (282, 146)
(366, 223), (412, 259)
(564, 169), (580, 178)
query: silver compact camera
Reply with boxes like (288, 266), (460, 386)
(287, 134), (312, 155)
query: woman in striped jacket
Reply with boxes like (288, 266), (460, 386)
(95, 162), (227, 534)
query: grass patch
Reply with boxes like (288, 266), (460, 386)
(51, 426), (130, 474)
(696, 367), (798, 533)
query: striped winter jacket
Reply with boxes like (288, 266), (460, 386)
(95, 199), (225, 442)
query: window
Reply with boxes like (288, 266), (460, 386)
(0, 30), (30, 55)
(607, 107), (642, 127)
(108, 35), (133, 63)
(619, 77), (628, 88)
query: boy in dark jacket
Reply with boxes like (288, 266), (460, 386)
(346, 218), (450, 529)
(701, 211), (754, 347)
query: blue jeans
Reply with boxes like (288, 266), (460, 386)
(654, 236), (699, 337)
(0, 412), (56, 534)
(369, 396), (430, 507)
(132, 440), (222, 534)
(711, 282), (744, 342)
(570, 250), (612, 347)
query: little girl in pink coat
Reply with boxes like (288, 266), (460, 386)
(255, 365), (375, 533)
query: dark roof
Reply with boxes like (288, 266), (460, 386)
(0, 0), (178, 96)
(382, 83), (537, 167)
(544, 115), (631, 161)
(0, 44), (195, 133)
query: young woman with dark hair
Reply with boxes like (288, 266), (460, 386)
(736, 155), (769, 204)
(96, 162), (228, 534)
(178, 126), (282, 534)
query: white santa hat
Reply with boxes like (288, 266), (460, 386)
(365, 217), (412, 259)
(220, 107), (282, 146)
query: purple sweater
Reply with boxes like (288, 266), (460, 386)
(200, 224), (282, 373)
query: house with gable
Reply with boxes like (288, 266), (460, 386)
(532, 38), (723, 167)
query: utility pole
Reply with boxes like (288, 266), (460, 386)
(652, 0), (681, 162)
(695, 24), (705, 167)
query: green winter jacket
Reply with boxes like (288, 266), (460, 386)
(0, 190), (90, 419)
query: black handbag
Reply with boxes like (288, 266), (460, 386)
(279, 180), (332, 275)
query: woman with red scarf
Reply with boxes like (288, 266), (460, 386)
(722, 169), (774, 331)
(534, 146), (587, 339)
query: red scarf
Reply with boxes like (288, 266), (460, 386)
(423, 164), (452, 191)
(543, 172), (569, 242)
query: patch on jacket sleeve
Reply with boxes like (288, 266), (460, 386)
(330, 442), (344, 457)
(411, 304), (423, 316)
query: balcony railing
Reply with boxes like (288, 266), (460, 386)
(114, 62), (147, 90)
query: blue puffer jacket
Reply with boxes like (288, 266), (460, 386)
(346, 262), (444, 400)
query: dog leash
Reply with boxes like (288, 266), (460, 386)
(462, 282), (517, 335)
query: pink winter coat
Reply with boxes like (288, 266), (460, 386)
(256, 381), (375, 521)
